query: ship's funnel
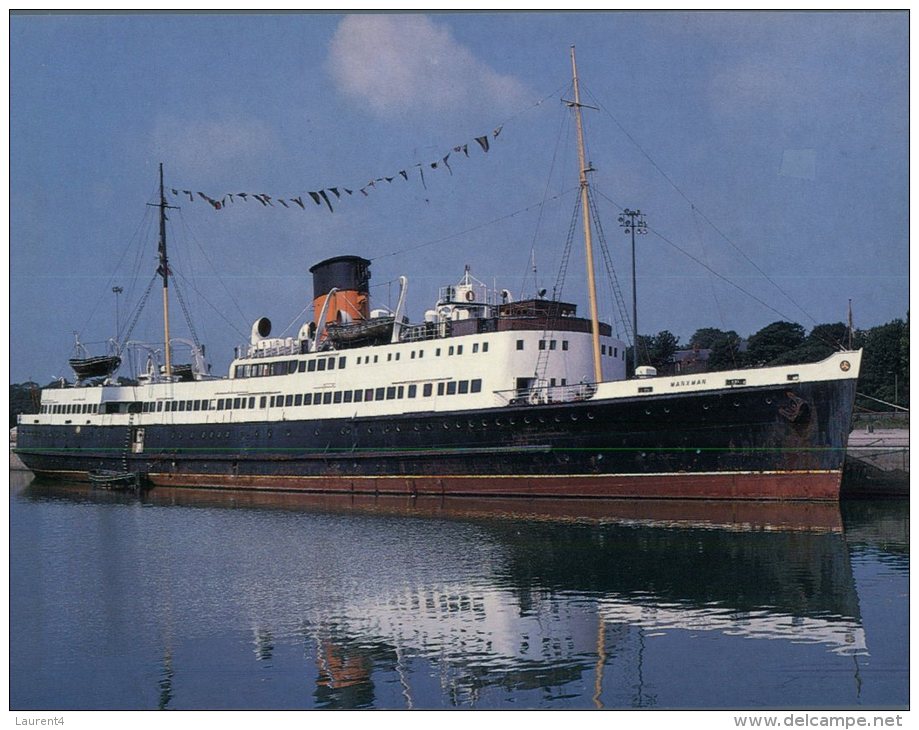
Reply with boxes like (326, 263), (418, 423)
(309, 255), (371, 329)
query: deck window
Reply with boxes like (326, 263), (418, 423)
(376, 387), (385, 401)
(322, 392), (332, 405)
(458, 380), (469, 394)
(354, 390), (363, 403)
(516, 340), (524, 350)
(308, 360), (316, 372)
(317, 359), (326, 371)
(365, 389), (374, 402)
(447, 382), (457, 395)
(338, 356), (346, 369)
(343, 391), (353, 403)
(260, 396), (267, 408)
(562, 341), (569, 351)
(298, 361), (306, 373)
(471, 379), (482, 393)
(295, 394), (303, 406)
(283, 395), (292, 407)
(423, 383), (433, 397)
(217, 399), (225, 410)
(482, 342), (488, 353)
(473, 343), (479, 353)
(539, 340), (546, 350)
(248, 397), (255, 409)
(397, 385), (404, 398)
(549, 340), (556, 350)
(408, 384), (417, 398)
(304, 393), (312, 405)
(386, 386), (396, 400)
(328, 358), (335, 371)
(437, 382), (445, 396)
(334, 391), (343, 403)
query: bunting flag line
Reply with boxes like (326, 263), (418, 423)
(170, 125), (503, 214)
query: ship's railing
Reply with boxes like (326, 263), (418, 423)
(494, 382), (597, 407)
(399, 321), (452, 342)
(239, 340), (304, 359)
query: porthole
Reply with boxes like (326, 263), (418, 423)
(367, 427), (373, 434)
(443, 423), (450, 430)
(663, 407), (671, 414)
(645, 409), (652, 415)
(340, 427), (351, 435)
(570, 414), (578, 422)
(383, 426), (390, 434)
(524, 416), (532, 424)
(765, 397), (773, 405)
(225, 431), (230, 438)
(495, 418), (504, 426)
(455, 422), (462, 429)
(285, 429), (291, 437)
(314, 429), (320, 436)
(703, 404), (710, 411)
(554, 416), (562, 423)
(468, 420), (476, 429)
(733, 401), (741, 408)
(538, 417), (546, 424)
(413, 424), (420, 432)
(586, 412), (595, 420)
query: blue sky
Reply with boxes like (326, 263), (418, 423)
(9, 11), (909, 383)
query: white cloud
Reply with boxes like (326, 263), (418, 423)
(326, 15), (529, 120)
(151, 115), (281, 179)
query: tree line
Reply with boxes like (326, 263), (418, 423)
(8, 315), (909, 427)
(629, 315), (908, 409)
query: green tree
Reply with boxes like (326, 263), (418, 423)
(855, 318), (908, 408)
(767, 322), (849, 366)
(689, 327), (738, 350)
(745, 321), (806, 366)
(628, 330), (680, 375)
(10, 382), (41, 428)
(707, 331), (745, 371)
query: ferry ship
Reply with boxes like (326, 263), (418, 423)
(14, 49), (861, 500)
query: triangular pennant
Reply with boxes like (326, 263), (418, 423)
(329, 187), (341, 198)
(291, 196), (305, 209)
(462, 143), (469, 157)
(492, 125), (503, 139)
(278, 199), (289, 208)
(238, 193), (249, 201)
(318, 190), (334, 212)
(261, 194), (273, 206)
(183, 190), (194, 201)
(384, 177), (393, 183)
(475, 136), (490, 153)
(399, 170), (408, 181)
(442, 154), (452, 175)
(430, 161), (438, 170)
(344, 188), (353, 195)
(308, 192), (322, 206)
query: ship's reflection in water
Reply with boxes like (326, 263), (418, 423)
(10, 474), (908, 710)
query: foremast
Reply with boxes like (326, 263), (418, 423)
(154, 163), (178, 377)
(569, 46), (603, 383)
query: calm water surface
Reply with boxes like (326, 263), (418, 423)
(9, 471), (908, 710)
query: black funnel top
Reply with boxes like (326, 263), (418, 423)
(309, 255), (371, 299)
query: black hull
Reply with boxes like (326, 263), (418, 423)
(16, 378), (857, 500)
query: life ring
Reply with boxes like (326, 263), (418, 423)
(465, 290), (475, 302)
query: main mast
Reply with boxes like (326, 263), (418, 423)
(569, 46), (603, 383)
(157, 163), (173, 378)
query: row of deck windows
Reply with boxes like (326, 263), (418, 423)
(44, 378), (485, 417)
(354, 341), (490, 366)
(42, 403), (99, 414)
(234, 355), (346, 380)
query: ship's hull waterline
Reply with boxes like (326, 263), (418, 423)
(17, 375), (857, 501)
